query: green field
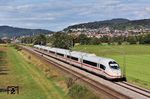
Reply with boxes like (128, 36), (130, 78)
(73, 45), (150, 89)
(0, 45), (67, 99)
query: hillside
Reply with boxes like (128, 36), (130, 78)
(0, 26), (53, 38)
(64, 18), (150, 31)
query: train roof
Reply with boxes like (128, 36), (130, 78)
(82, 55), (114, 63)
(34, 45), (115, 63)
(70, 51), (95, 58)
(54, 48), (70, 55)
(71, 51), (113, 63)
(34, 45), (41, 48)
(71, 51), (96, 56)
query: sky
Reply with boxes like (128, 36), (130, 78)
(0, 0), (150, 31)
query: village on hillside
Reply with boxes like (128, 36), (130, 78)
(67, 27), (150, 38)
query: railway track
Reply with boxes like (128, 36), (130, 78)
(114, 81), (150, 98)
(19, 45), (150, 99)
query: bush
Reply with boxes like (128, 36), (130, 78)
(68, 84), (88, 99)
(68, 84), (99, 99)
(65, 77), (75, 88)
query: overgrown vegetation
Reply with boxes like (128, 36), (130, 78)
(68, 84), (99, 99)
(68, 84), (88, 99)
(65, 77), (75, 88)
(0, 45), (68, 99)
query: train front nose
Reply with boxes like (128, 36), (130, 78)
(116, 70), (121, 77)
(111, 70), (121, 77)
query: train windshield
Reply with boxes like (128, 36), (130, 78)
(109, 61), (120, 70)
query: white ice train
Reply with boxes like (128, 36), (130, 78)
(34, 45), (123, 80)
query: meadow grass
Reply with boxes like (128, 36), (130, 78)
(0, 45), (68, 99)
(0, 45), (100, 99)
(73, 45), (150, 89)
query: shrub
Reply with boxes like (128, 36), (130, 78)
(68, 84), (88, 99)
(65, 77), (75, 88)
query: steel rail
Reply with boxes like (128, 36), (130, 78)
(114, 82), (150, 98)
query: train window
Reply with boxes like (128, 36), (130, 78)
(100, 64), (106, 70)
(110, 66), (119, 69)
(67, 55), (70, 58)
(56, 53), (64, 57)
(49, 51), (55, 54)
(67, 55), (78, 61)
(71, 56), (78, 61)
(83, 60), (97, 67)
(109, 61), (119, 69)
(44, 49), (47, 51)
(109, 61), (117, 64)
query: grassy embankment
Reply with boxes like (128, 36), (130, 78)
(0, 45), (99, 99)
(0, 45), (68, 99)
(73, 45), (150, 89)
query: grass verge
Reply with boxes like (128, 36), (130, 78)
(0, 45), (67, 99)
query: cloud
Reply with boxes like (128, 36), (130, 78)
(0, 0), (15, 5)
(0, 17), (55, 21)
(0, 0), (150, 31)
(145, 7), (150, 12)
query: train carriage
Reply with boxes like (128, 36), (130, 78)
(33, 45), (123, 80)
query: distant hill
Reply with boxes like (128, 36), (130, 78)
(0, 26), (53, 38)
(64, 18), (150, 31)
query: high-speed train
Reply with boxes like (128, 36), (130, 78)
(34, 45), (124, 80)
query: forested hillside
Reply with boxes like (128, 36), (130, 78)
(0, 26), (53, 37)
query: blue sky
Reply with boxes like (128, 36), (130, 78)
(0, 0), (150, 31)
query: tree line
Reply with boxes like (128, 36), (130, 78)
(20, 32), (150, 49)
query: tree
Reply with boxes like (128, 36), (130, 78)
(0, 39), (4, 43)
(112, 36), (125, 45)
(127, 36), (137, 44)
(89, 37), (101, 45)
(51, 32), (73, 49)
(34, 34), (47, 45)
(69, 33), (78, 47)
(142, 33), (150, 44)
(21, 36), (34, 44)
(99, 35), (109, 43)
(77, 34), (90, 45)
